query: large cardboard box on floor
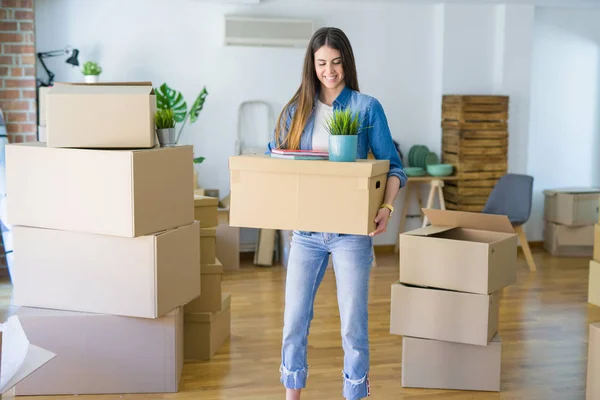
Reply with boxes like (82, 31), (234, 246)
(595, 224), (600, 261)
(390, 282), (499, 346)
(544, 188), (600, 226)
(200, 226), (217, 264)
(12, 223), (200, 319)
(0, 316), (56, 399)
(544, 222), (594, 257)
(217, 205), (240, 271)
(185, 259), (223, 313)
(6, 143), (193, 237)
(194, 195), (218, 228)
(589, 260), (600, 307)
(229, 155), (389, 235)
(13, 307), (183, 395)
(46, 82), (156, 148)
(402, 334), (502, 392)
(587, 323), (600, 399)
(38, 86), (50, 126)
(399, 209), (517, 295)
(184, 293), (231, 361)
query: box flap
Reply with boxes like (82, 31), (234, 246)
(422, 209), (514, 234)
(543, 187), (600, 195)
(184, 293), (231, 323)
(0, 317), (56, 394)
(194, 195), (219, 207)
(402, 225), (455, 237)
(200, 227), (217, 237)
(202, 258), (223, 274)
(229, 154), (389, 178)
(49, 84), (153, 96)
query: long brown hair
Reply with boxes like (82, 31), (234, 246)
(274, 27), (360, 150)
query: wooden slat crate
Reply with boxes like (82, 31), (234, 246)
(440, 95), (509, 212)
(442, 95), (509, 130)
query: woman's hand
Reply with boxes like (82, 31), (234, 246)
(369, 207), (391, 237)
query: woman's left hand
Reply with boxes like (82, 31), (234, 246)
(369, 207), (391, 237)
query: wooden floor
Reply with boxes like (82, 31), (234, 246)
(1, 249), (598, 399)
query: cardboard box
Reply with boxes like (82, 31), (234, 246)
(37, 125), (46, 142)
(46, 82), (156, 148)
(402, 334), (502, 392)
(194, 195), (218, 228)
(589, 260), (600, 307)
(6, 143), (193, 238)
(217, 222), (240, 271)
(184, 293), (231, 361)
(544, 222), (594, 257)
(544, 188), (600, 226)
(229, 155), (389, 235)
(13, 307), (183, 395)
(0, 316), (56, 399)
(595, 224), (600, 262)
(399, 209), (517, 295)
(38, 86), (50, 126)
(12, 222), (200, 319)
(588, 323), (600, 399)
(390, 282), (499, 346)
(200, 226), (217, 264)
(185, 259), (223, 313)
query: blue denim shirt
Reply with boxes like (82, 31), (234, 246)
(267, 86), (407, 187)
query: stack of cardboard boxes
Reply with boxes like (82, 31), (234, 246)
(391, 209), (518, 392)
(543, 188), (600, 257)
(5, 82), (204, 395)
(183, 194), (231, 360)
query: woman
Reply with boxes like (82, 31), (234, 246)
(268, 27), (406, 400)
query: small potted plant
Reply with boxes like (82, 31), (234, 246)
(81, 61), (102, 83)
(154, 108), (176, 147)
(325, 108), (369, 162)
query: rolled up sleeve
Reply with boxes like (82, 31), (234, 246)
(367, 98), (407, 188)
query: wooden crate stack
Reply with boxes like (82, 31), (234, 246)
(441, 95), (509, 212)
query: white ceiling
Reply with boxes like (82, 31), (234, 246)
(250, 0), (600, 6)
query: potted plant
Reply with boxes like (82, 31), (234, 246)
(154, 108), (176, 147)
(81, 61), (102, 83)
(155, 82), (208, 157)
(325, 108), (369, 162)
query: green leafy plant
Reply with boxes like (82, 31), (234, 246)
(81, 61), (102, 76)
(325, 108), (370, 136)
(193, 156), (205, 165)
(155, 83), (208, 144)
(154, 108), (175, 129)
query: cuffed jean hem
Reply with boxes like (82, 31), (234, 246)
(280, 365), (308, 389)
(342, 371), (370, 400)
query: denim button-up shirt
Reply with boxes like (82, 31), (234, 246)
(267, 86), (407, 187)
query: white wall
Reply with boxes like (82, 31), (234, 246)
(527, 7), (600, 240)
(39, 0), (589, 246)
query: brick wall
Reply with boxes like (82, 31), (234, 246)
(0, 0), (36, 278)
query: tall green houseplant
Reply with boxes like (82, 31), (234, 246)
(155, 83), (208, 164)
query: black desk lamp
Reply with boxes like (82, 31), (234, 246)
(36, 46), (80, 87)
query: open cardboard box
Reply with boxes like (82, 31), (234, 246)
(1, 316), (56, 399)
(46, 81), (157, 149)
(229, 155), (389, 235)
(399, 209), (517, 295)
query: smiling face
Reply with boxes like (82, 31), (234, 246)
(314, 45), (345, 92)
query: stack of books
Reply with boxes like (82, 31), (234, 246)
(270, 149), (328, 160)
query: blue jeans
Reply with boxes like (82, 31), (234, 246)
(280, 230), (374, 400)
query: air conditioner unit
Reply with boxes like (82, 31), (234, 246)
(224, 16), (314, 48)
